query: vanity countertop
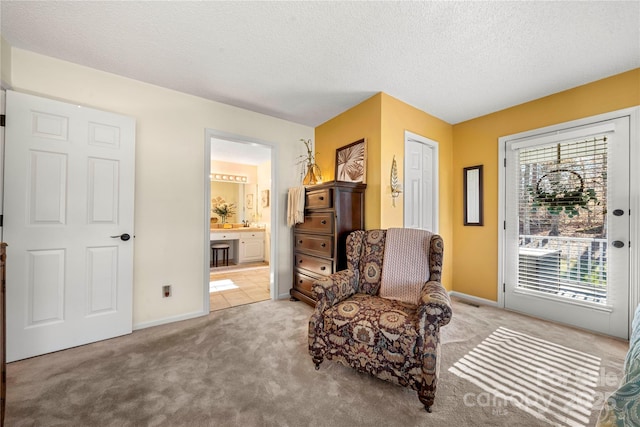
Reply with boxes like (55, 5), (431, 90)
(210, 227), (265, 233)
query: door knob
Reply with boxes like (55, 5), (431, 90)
(111, 233), (131, 241)
(612, 240), (625, 248)
(613, 209), (625, 216)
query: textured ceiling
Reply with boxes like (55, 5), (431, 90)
(1, 1), (639, 126)
(210, 138), (272, 165)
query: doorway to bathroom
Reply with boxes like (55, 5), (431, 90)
(205, 130), (276, 312)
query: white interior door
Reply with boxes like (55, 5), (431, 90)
(404, 132), (438, 232)
(504, 116), (630, 339)
(4, 90), (135, 361)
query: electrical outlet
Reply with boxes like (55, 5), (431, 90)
(162, 285), (171, 298)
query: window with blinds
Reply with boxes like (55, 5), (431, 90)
(516, 136), (608, 304)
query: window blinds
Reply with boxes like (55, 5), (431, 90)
(516, 135), (609, 304)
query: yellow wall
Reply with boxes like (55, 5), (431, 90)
(380, 93), (454, 289)
(315, 92), (454, 290)
(315, 93), (382, 228)
(452, 68), (640, 301)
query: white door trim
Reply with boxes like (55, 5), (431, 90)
(404, 131), (439, 233)
(0, 89), (5, 240)
(203, 129), (278, 310)
(498, 107), (640, 334)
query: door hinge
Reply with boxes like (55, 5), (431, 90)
(0, 214), (3, 227)
(503, 283), (506, 292)
(503, 158), (506, 167)
(503, 221), (506, 230)
(0, 114), (5, 127)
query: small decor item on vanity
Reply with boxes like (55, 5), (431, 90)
(212, 198), (236, 224)
(299, 138), (323, 185)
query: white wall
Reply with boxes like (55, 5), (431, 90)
(8, 47), (311, 327)
(257, 160), (272, 262)
(0, 37), (11, 88)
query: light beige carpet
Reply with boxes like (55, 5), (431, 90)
(6, 298), (629, 426)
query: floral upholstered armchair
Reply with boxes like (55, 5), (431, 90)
(308, 228), (452, 412)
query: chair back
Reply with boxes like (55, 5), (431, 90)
(344, 229), (386, 295)
(379, 228), (433, 305)
(345, 228), (444, 301)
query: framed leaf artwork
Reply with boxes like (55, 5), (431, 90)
(335, 138), (366, 183)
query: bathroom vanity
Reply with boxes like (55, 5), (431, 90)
(210, 228), (265, 264)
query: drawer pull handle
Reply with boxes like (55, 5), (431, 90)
(320, 266), (326, 271)
(319, 196), (324, 200)
(321, 243), (326, 247)
(299, 260), (303, 263)
(321, 220), (327, 224)
(299, 280), (303, 284)
(299, 240), (303, 244)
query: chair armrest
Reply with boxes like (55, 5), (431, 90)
(417, 280), (452, 329)
(312, 269), (358, 312)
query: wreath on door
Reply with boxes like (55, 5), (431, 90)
(530, 169), (598, 218)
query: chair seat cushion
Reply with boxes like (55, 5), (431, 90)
(322, 293), (421, 378)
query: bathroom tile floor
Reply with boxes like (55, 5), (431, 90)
(209, 264), (270, 312)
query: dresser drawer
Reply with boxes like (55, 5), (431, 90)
(210, 231), (240, 241)
(295, 213), (334, 234)
(295, 233), (333, 258)
(306, 188), (333, 209)
(293, 270), (318, 296)
(294, 253), (333, 276)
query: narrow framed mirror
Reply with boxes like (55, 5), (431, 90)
(463, 165), (483, 226)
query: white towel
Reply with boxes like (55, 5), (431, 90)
(287, 186), (306, 227)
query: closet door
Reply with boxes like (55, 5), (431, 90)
(4, 91), (136, 361)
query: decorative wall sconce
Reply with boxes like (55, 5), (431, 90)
(390, 155), (402, 207)
(210, 173), (248, 183)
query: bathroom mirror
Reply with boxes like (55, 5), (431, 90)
(210, 181), (262, 225)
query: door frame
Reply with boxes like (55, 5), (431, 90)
(404, 131), (439, 232)
(497, 107), (640, 334)
(203, 129), (278, 311)
(0, 89), (5, 239)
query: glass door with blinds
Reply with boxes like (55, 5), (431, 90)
(504, 116), (630, 339)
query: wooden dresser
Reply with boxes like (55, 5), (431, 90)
(290, 181), (366, 306)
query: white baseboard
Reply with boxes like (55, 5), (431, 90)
(449, 291), (500, 308)
(133, 309), (208, 331)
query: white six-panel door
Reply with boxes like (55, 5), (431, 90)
(4, 91), (135, 361)
(404, 132), (439, 232)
